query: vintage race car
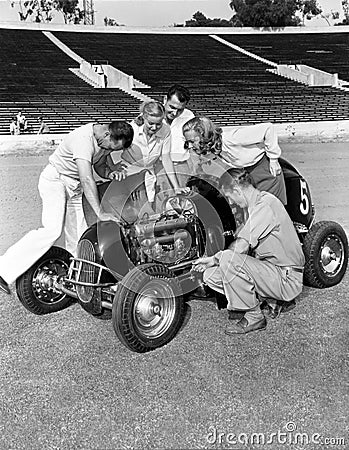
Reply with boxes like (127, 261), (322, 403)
(15, 158), (348, 353)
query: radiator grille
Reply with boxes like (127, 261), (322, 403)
(76, 239), (96, 303)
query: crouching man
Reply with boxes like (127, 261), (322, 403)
(192, 169), (304, 335)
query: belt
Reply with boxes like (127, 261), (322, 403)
(173, 160), (188, 165)
(282, 266), (304, 274)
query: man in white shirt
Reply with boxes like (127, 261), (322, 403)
(156, 85), (195, 206)
(16, 111), (27, 133)
(0, 121), (134, 295)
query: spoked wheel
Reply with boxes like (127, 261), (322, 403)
(303, 221), (348, 288)
(16, 246), (73, 314)
(112, 263), (185, 353)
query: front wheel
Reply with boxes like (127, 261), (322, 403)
(303, 221), (348, 288)
(112, 263), (185, 353)
(16, 246), (73, 315)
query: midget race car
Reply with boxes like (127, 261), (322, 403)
(15, 158), (348, 353)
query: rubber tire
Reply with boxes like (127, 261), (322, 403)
(80, 302), (112, 320)
(16, 246), (73, 315)
(303, 221), (348, 288)
(93, 310), (112, 320)
(112, 263), (185, 353)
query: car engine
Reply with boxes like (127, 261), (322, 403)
(131, 197), (204, 265)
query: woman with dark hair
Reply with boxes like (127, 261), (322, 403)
(182, 117), (287, 205)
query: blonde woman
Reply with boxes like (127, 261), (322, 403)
(182, 117), (287, 205)
(104, 101), (189, 209)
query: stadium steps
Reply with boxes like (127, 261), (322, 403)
(69, 68), (100, 88)
(44, 31), (152, 102)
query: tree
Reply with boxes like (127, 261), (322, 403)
(11, 0), (84, 24)
(335, 0), (349, 25)
(300, 0), (322, 25)
(178, 11), (234, 27)
(229, 0), (323, 27)
(15, 0), (55, 22)
(55, 0), (84, 24)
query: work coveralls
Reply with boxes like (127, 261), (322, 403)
(203, 190), (305, 310)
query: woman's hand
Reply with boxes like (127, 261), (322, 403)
(191, 256), (216, 272)
(130, 187), (142, 201)
(269, 159), (282, 177)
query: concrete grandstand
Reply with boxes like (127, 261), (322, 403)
(1, 22), (349, 138)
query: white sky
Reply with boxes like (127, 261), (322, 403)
(0, 0), (345, 27)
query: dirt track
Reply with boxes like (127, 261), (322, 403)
(0, 143), (348, 449)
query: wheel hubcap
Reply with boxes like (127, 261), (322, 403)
(320, 235), (345, 276)
(32, 259), (68, 304)
(133, 280), (176, 339)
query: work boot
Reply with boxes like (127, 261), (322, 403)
(225, 305), (266, 335)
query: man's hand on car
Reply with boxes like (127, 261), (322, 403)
(191, 256), (216, 272)
(108, 162), (128, 181)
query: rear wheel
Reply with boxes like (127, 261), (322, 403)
(112, 263), (184, 353)
(303, 221), (348, 288)
(16, 246), (73, 315)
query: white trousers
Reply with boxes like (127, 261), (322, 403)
(0, 164), (87, 284)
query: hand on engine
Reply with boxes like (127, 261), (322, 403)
(174, 187), (191, 195)
(191, 256), (216, 272)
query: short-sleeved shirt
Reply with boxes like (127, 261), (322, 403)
(10, 122), (18, 134)
(237, 190), (305, 267)
(167, 108), (195, 162)
(49, 123), (102, 179)
(121, 121), (171, 172)
(17, 114), (26, 125)
(220, 122), (281, 168)
(119, 121), (171, 202)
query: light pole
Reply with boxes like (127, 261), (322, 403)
(83, 0), (95, 25)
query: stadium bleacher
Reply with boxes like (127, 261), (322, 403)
(0, 28), (142, 135)
(51, 31), (349, 123)
(219, 33), (349, 81)
(1, 27), (349, 135)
